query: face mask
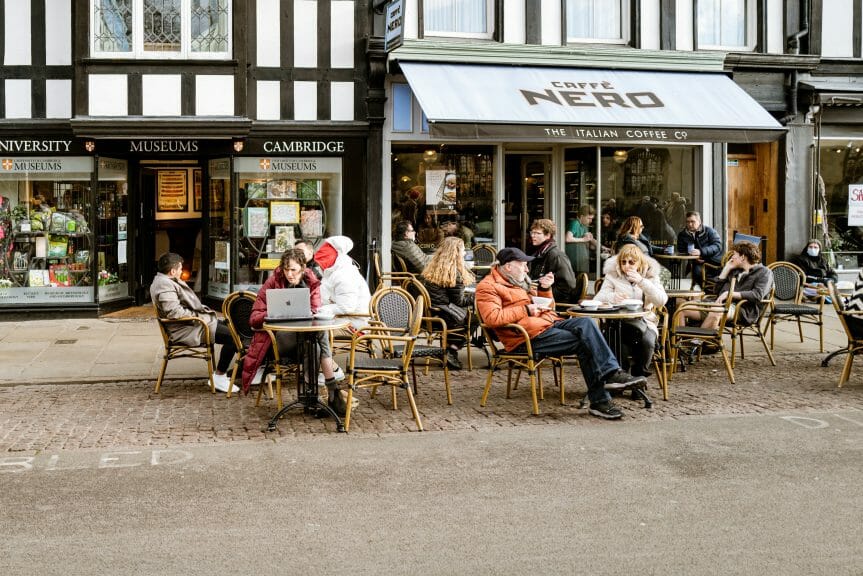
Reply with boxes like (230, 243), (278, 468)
(807, 248), (819, 257)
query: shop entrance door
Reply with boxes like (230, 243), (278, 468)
(504, 154), (550, 250)
(727, 143), (777, 262)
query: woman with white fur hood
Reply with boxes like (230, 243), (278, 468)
(594, 244), (668, 377)
(313, 235), (372, 330)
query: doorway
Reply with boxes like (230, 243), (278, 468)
(727, 142), (778, 262)
(504, 154), (551, 251)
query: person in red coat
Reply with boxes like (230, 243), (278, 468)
(241, 249), (349, 414)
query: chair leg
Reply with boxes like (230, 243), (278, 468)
(154, 357), (169, 393)
(443, 358), (452, 405)
(480, 368), (495, 407)
(797, 318), (804, 343)
(719, 346), (736, 384)
(819, 319), (824, 353)
(403, 379), (424, 431)
(730, 335), (738, 369)
(537, 366), (545, 401)
(344, 384), (355, 432)
(769, 318), (776, 350)
(227, 362), (240, 399)
(206, 354), (216, 394)
(839, 349), (855, 388)
(528, 370), (540, 416)
(758, 331), (776, 366)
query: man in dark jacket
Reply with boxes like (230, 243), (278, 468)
(676, 211), (723, 286)
(391, 220), (429, 273)
(527, 219), (583, 304)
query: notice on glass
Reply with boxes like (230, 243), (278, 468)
(425, 170), (446, 207)
(849, 184), (863, 226)
(215, 241), (230, 270)
(157, 170), (188, 212)
(117, 240), (127, 264)
(117, 216), (127, 240)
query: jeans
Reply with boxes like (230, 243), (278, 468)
(530, 317), (620, 404)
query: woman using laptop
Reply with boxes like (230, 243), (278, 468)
(242, 249), (349, 415)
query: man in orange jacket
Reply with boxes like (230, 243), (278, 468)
(476, 247), (645, 419)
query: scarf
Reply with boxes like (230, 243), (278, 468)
(529, 238), (555, 258)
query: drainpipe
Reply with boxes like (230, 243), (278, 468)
(780, 0), (810, 125)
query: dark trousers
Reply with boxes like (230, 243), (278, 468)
(213, 321), (238, 373)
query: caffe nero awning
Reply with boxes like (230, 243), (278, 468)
(399, 62), (785, 144)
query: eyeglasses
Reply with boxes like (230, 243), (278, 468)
(620, 259), (638, 265)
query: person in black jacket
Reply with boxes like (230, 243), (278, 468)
(676, 211), (723, 286)
(790, 239), (837, 287)
(528, 218), (582, 304)
(421, 236), (476, 370)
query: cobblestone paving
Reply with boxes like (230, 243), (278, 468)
(2, 350), (862, 453)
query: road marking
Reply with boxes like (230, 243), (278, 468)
(0, 449), (192, 473)
(780, 413), (863, 429)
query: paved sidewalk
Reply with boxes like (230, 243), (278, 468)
(1, 306), (862, 451)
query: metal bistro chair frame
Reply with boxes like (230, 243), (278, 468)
(767, 261), (825, 353)
(829, 281), (863, 388)
(222, 290), (276, 400)
(725, 287), (776, 369)
(153, 302), (216, 394)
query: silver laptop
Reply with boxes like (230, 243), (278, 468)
(265, 287), (313, 321)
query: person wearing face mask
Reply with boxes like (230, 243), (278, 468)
(790, 239), (837, 299)
(595, 245), (668, 377)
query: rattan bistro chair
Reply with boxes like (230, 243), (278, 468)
(222, 290), (277, 400)
(725, 287), (776, 369)
(153, 302), (216, 394)
(829, 282), (863, 388)
(767, 261), (825, 352)
(343, 295), (424, 432)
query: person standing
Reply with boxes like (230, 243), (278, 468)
(527, 218), (582, 304)
(391, 220), (430, 274)
(676, 211), (723, 286)
(150, 252), (238, 394)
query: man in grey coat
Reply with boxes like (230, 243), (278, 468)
(150, 252), (238, 393)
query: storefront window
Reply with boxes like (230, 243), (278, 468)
(821, 140), (863, 268)
(233, 156), (342, 291)
(96, 158), (130, 302)
(391, 145), (496, 253)
(0, 157), (95, 305)
(207, 157), (231, 299)
(564, 146), (697, 277)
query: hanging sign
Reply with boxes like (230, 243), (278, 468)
(848, 184), (863, 226)
(385, 0), (404, 52)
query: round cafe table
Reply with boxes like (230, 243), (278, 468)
(654, 253), (699, 290)
(263, 317), (351, 432)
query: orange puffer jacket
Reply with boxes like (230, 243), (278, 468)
(475, 266), (558, 352)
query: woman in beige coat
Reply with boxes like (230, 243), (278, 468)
(595, 244), (668, 376)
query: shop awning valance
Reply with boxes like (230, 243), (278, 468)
(399, 62), (785, 143)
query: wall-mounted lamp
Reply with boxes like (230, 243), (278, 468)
(400, 176), (412, 184)
(613, 149), (628, 164)
(423, 149), (438, 163)
(84, 140), (95, 153)
(233, 139), (244, 153)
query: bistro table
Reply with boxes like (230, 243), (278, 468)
(263, 317), (351, 433)
(654, 253), (699, 290)
(565, 305), (653, 408)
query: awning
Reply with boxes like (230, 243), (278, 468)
(400, 62), (785, 143)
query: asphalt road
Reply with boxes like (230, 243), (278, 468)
(2, 410), (861, 576)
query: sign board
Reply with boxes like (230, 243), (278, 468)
(385, 0), (404, 52)
(848, 184), (863, 226)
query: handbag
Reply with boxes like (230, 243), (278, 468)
(440, 302), (467, 324)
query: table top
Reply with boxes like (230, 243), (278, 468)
(263, 318), (351, 333)
(654, 253), (699, 261)
(565, 307), (649, 320)
(666, 289), (705, 299)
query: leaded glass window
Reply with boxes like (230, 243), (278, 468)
(94, 0), (133, 52)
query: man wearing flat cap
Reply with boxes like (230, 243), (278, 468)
(475, 247), (645, 419)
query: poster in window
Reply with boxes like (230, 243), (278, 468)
(209, 180), (225, 211)
(425, 169), (456, 208)
(193, 169), (203, 211)
(267, 180), (297, 199)
(157, 170), (188, 212)
(270, 201), (301, 224)
(848, 184), (863, 226)
(244, 207), (270, 237)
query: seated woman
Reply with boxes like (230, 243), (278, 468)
(420, 236), (475, 370)
(594, 245), (668, 377)
(790, 239), (837, 299)
(242, 249), (349, 414)
(677, 241), (773, 347)
(615, 216), (657, 257)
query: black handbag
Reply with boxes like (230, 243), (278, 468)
(440, 302), (467, 324)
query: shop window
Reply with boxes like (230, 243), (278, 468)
(821, 140), (863, 269)
(96, 158), (130, 302)
(566, 0), (627, 43)
(697, 0), (752, 50)
(423, 0), (494, 39)
(392, 84), (413, 132)
(92, 0), (231, 58)
(0, 158), (96, 305)
(207, 158), (231, 299)
(231, 157), (342, 292)
(563, 146), (697, 278)
(391, 145), (496, 253)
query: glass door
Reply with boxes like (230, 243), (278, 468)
(504, 154), (550, 251)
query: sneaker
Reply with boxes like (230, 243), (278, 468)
(251, 366), (265, 385)
(328, 390), (358, 417)
(212, 373), (239, 394)
(446, 349), (463, 370)
(603, 369), (647, 391)
(317, 365), (346, 385)
(589, 400), (624, 420)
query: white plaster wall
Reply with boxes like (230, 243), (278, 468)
(330, 81), (354, 120)
(676, 0), (694, 51)
(88, 75), (128, 116)
(4, 0), (31, 65)
(503, 0), (525, 44)
(44, 0), (71, 66)
(142, 75), (181, 116)
(821, 0), (854, 57)
(331, 1), (354, 68)
(5, 80), (31, 118)
(405, 0), (418, 39)
(294, 81), (317, 120)
(766, 0), (783, 54)
(256, 0), (280, 67)
(540, 0), (561, 45)
(257, 80), (281, 120)
(641, 0), (660, 49)
(195, 75), (234, 115)
(294, 0), (318, 67)
(45, 79), (71, 118)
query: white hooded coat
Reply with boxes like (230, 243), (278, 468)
(318, 236), (371, 327)
(595, 254), (668, 336)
